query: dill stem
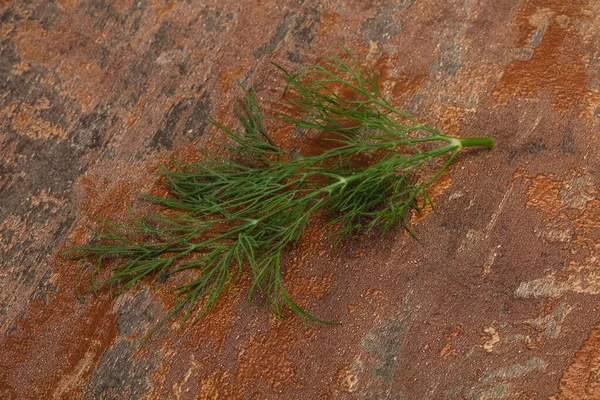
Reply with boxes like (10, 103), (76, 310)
(457, 136), (494, 149)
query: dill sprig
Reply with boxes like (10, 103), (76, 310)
(68, 54), (493, 344)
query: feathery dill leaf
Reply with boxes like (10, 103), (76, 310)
(68, 54), (493, 345)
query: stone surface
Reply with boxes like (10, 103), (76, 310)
(1, 0), (600, 398)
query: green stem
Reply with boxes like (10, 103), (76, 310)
(458, 137), (494, 149)
(316, 135), (493, 197)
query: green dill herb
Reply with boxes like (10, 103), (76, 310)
(68, 53), (493, 344)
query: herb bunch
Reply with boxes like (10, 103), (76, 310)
(70, 54), (493, 342)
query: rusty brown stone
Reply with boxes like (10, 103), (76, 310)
(2, 0), (600, 398)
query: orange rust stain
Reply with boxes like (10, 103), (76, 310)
(440, 104), (471, 136)
(320, 12), (339, 37)
(54, 0), (84, 11)
(391, 73), (427, 101)
(302, 270), (334, 297)
(493, 0), (591, 111)
(373, 53), (391, 86)
(197, 371), (232, 399)
(0, 275), (118, 399)
(157, 0), (177, 17)
(551, 321), (600, 399)
(220, 66), (247, 93)
(439, 324), (462, 359)
(439, 342), (457, 359)
(580, 90), (600, 121)
(299, 130), (348, 157)
(82, 178), (136, 217)
(168, 140), (206, 163)
(373, 52), (427, 103)
(523, 171), (600, 247)
(13, 103), (68, 141)
(525, 173), (562, 216)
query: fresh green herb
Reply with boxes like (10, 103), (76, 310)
(69, 53), (493, 344)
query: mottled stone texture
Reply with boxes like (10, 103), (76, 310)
(1, 0), (600, 398)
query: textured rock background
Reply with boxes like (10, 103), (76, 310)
(1, 0), (600, 398)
